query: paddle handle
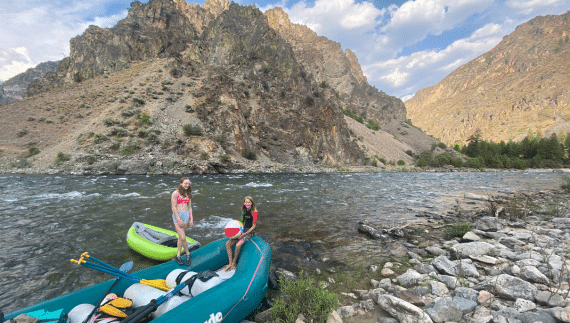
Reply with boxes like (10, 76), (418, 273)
(121, 299), (157, 323)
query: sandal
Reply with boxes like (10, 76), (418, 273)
(185, 255), (191, 266)
(176, 256), (184, 265)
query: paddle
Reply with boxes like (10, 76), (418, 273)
(121, 275), (199, 323)
(71, 254), (169, 291)
(81, 261), (133, 323)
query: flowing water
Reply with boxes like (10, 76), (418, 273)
(0, 171), (565, 313)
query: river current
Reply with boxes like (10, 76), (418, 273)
(0, 171), (566, 313)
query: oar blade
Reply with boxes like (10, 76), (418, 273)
(140, 279), (169, 291)
(119, 261), (134, 273)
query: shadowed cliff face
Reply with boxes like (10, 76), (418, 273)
(181, 3), (364, 165)
(406, 10), (570, 145)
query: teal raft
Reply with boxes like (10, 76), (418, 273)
(4, 236), (272, 323)
(127, 222), (201, 261)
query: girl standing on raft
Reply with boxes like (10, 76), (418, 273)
(224, 196), (258, 271)
(171, 177), (193, 266)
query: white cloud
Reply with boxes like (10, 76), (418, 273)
(286, 0), (384, 35)
(506, 0), (567, 15)
(0, 1), (131, 80)
(0, 47), (36, 81)
(381, 0), (495, 50)
(362, 21), (504, 98)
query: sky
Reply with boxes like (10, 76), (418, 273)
(1, 0), (569, 101)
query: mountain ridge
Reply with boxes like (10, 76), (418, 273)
(405, 10), (570, 145)
(0, 0), (440, 174)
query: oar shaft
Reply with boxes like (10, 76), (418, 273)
(80, 262), (138, 283)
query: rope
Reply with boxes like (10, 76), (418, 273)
(221, 238), (265, 322)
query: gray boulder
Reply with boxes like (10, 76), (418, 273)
(431, 255), (457, 276)
(426, 297), (464, 323)
(520, 266), (550, 285)
(449, 242), (494, 259)
(377, 295), (433, 323)
(475, 274), (537, 301)
(475, 216), (503, 232)
(396, 269), (423, 288)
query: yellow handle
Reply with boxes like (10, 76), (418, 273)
(70, 257), (86, 264)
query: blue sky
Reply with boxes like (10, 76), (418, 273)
(1, 0), (569, 100)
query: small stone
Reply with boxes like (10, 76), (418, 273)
(381, 268), (395, 277)
(463, 231), (481, 241)
(513, 298), (536, 312)
(477, 290), (494, 307)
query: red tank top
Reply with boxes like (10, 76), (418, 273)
(177, 194), (190, 205)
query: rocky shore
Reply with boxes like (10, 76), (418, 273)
(257, 188), (570, 323)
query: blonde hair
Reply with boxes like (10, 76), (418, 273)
(241, 196), (256, 213)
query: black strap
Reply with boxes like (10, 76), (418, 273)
(175, 270), (188, 286)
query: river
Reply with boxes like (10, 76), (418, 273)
(0, 171), (566, 313)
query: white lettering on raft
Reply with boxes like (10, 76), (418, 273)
(204, 312), (223, 323)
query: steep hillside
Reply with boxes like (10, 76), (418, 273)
(406, 10), (570, 145)
(0, 0), (439, 174)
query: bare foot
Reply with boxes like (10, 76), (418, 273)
(226, 263), (236, 271)
(222, 264), (231, 271)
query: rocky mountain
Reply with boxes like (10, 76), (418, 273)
(406, 10), (570, 145)
(0, 0), (439, 174)
(0, 61), (58, 105)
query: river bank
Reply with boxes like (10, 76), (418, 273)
(2, 154), (570, 175)
(257, 187), (570, 323)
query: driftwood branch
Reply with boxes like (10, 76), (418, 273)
(382, 220), (428, 234)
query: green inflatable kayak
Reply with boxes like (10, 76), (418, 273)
(127, 222), (201, 261)
(4, 235), (272, 323)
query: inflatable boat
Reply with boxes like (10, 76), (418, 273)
(4, 236), (272, 323)
(127, 222), (201, 261)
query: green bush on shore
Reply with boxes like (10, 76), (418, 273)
(270, 273), (337, 323)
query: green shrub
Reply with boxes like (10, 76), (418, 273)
(270, 274), (337, 323)
(185, 104), (194, 113)
(200, 152), (210, 160)
(132, 97), (145, 107)
(438, 142), (447, 149)
(397, 160), (405, 166)
(135, 112), (152, 126)
(93, 134), (109, 144)
(444, 221), (471, 239)
(109, 127), (129, 137)
(103, 118), (120, 126)
(122, 140), (141, 155)
(366, 120), (381, 131)
(55, 152), (71, 165)
(27, 147), (40, 157)
(12, 158), (32, 168)
(17, 129), (28, 137)
(242, 149), (257, 160)
(183, 124), (203, 136)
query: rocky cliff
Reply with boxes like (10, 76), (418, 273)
(406, 10), (570, 145)
(0, 61), (58, 105)
(265, 8), (407, 127)
(0, 0), (439, 173)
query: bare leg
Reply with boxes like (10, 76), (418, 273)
(224, 239), (236, 270)
(229, 240), (245, 270)
(174, 223), (186, 257)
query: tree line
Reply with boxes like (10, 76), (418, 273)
(452, 130), (569, 169)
